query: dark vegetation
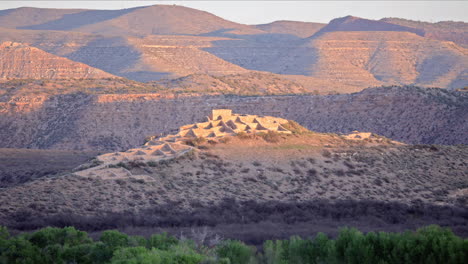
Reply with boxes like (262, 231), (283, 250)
(282, 120), (313, 135)
(5, 199), (468, 244)
(0, 148), (99, 187)
(0, 225), (466, 263)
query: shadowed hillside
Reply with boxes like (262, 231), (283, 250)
(255, 20), (325, 38)
(0, 86), (466, 151)
(0, 42), (116, 79)
(0, 5), (264, 36)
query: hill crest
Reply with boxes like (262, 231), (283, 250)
(0, 41), (117, 79)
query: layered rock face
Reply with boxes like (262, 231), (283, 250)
(0, 86), (466, 151)
(0, 42), (116, 79)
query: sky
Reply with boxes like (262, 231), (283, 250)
(0, 1), (466, 25)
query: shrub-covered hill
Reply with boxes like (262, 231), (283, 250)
(0, 129), (467, 241)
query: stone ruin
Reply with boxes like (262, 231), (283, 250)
(152, 109), (291, 144)
(74, 109), (291, 178)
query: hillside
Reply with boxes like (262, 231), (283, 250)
(0, 7), (85, 29)
(255, 20), (325, 38)
(0, 5), (263, 36)
(205, 20), (468, 89)
(0, 6), (466, 89)
(0, 148), (99, 188)
(381, 18), (468, 48)
(0, 86), (466, 151)
(303, 31), (467, 89)
(0, 116), (466, 239)
(313, 16), (425, 37)
(0, 42), (116, 79)
(154, 72), (309, 95)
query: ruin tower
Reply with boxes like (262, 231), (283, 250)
(209, 109), (232, 121)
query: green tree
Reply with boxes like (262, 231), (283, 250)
(147, 232), (178, 250)
(217, 240), (255, 264)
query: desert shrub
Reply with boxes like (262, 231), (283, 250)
(72, 158), (103, 172)
(259, 131), (282, 143)
(281, 120), (311, 135)
(216, 240), (255, 264)
(321, 149), (332, 158)
(219, 137), (232, 144)
(185, 137), (207, 147)
(252, 161), (262, 167)
(147, 161), (158, 167)
(0, 226), (9, 240)
(236, 131), (253, 140)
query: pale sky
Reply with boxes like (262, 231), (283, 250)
(0, 1), (466, 25)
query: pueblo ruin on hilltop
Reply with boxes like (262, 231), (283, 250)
(75, 109), (292, 177)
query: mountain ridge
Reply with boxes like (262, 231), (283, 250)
(0, 41), (117, 79)
(0, 6), (466, 90)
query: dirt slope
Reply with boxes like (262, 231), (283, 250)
(0, 42), (116, 79)
(255, 20), (325, 38)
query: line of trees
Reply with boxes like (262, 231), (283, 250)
(0, 225), (466, 263)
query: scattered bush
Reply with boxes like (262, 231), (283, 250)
(236, 131), (253, 140)
(281, 120), (311, 135)
(259, 131), (282, 143)
(185, 137), (207, 147)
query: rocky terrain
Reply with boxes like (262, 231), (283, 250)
(0, 5), (465, 90)
(0, 117), (466, 241)
(0, 86), (466, 152)
(0, 42), (116, 79)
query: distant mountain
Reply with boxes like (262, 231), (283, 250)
(255, 20), (325, 38)
(0, 5), (466, 90)
(381, 18), (468, 48)
(313, 15), (425, 37)
(0, 42), (116, 79)
(0, 5), (263, 36)
(299, 30), (467, 89)
(207, 16), (467, 89)
(0, 7), (85, 29)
